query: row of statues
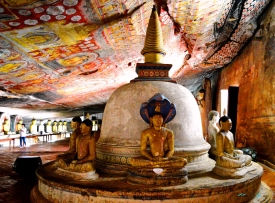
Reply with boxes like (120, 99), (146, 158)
(54, 93), (254, 183)
(29, 119), (67, 134)
(55, 94), (188, 185)
(2, 119), (68, 135)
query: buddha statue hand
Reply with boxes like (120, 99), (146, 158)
(153, 157), (169, 161)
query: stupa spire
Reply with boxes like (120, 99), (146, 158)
(141, 5), (166, 63)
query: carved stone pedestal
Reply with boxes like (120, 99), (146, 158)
(31, 161), (273, 203)
(127, 167), (188, 186)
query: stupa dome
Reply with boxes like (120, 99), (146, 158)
(96, 81), (213, 175)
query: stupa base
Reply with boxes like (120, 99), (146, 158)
(31, 161), (273, 203)
(127, 167), (188, 186)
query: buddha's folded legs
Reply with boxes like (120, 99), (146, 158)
(216, 155), (251, 168)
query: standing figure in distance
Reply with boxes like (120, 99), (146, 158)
(19, 124), (27, 148)
(208, 110), (220, 158)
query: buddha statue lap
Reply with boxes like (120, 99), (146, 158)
(128, 93), (188, 186)
(55, 119), (98, 179)
(212, 115), (255, 178)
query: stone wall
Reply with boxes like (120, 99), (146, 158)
(215, 0), (275, 168)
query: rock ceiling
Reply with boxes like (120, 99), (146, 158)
(0, 0), (271, 119)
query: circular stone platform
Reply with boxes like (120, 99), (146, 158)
(31, 161), (273, 203)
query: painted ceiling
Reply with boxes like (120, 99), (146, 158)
(0, 0), (271, 119)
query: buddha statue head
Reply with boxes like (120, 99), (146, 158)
(31, 118), (37, 125)
(47, 120), (52, 125)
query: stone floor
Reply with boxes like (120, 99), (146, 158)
(0, 139), (274, 203)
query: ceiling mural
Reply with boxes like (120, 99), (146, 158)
(0, 0), (271, 119)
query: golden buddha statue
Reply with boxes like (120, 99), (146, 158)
(16, 119), (23, 134)
(30, 118), (37, 134)
(3, 119), (10, 135)
(46, 120), (52, 133)
(213, 115), (254, 178)
(128, 93), (188, 186)
(58, 120), (63, 133)
(208, 110), (220, 158)
(52, 120), (58, 133)
(56, 117), (82, 163)
(56, 119), (96, 173)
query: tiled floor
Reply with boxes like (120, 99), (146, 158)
(0, 139), (274, 203)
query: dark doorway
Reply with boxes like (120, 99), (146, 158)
(228, 86), (239, 145)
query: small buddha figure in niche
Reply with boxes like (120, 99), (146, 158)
(213, 115), (254, 178)
(208, 110), (220, 158)
(30, 118), (37, 134)
(52, 121), (58, 133)
(56, 119), (96, 173)
(56, 117), (82, 162)
(130, 93), (187, 168)
(16, 119), (23, 134)
(3, 119), (10, 135)
(46, 120), (52, 133)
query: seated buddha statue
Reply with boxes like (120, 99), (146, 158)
(30, 118), (37, 134)
(56, 119), (96, 173)
(52, 121), (58, 133)
(3, 119), (10, 135)
(58, 120), (63, 133)
(16, 119), (23, 134)
(128, 93), (188, 186)
(207, 110), (220, 158)
(56, 117), (82, 163)
(212, 115), (254, 178)
(46, 120), (52, 133)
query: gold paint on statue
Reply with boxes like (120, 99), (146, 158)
(56, 119), (96, 173)
(215, 116), (251, 168)
(141, 5), (165, 64)
(130, 113), (187, 168)
(3, 119), (10, 135)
